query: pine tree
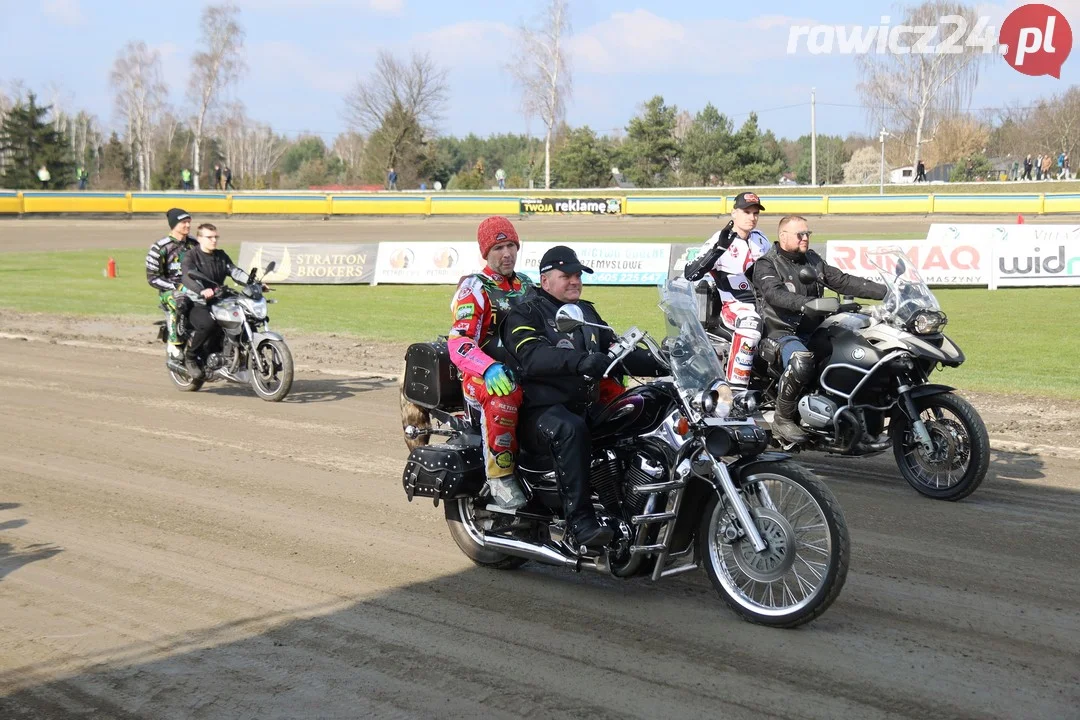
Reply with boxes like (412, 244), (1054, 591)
(0, 92), (75, 189)
(623, 96), (679, 187)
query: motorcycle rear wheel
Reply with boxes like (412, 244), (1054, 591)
(168, 367), (204, 392)
(698, 460), (849, 628)
(890, 391), (989, 501)
(445, 498), (529, 570)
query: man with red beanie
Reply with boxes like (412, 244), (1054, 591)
(448, 216), (535, 509)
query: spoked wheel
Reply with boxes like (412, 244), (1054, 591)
(445, 497), (530, 570)
(168, 356), (204, 392)
(698, 460), (849, 628)
(890, 392), (989, 501)
(250, 339), (294, 401)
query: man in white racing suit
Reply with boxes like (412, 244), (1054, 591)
(684, 191), (771, 393)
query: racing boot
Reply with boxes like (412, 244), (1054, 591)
(772, 366), (809, 444)
(558, 471), (613, 550)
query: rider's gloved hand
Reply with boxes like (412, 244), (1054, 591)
(483, 363), (516, 396)
(577, 352), (610, 378)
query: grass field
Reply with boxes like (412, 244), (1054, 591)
(1, 242), (1077, 399)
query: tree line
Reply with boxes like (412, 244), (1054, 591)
(1, 0), (1077, 192)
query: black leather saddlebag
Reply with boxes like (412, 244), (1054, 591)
(402, 443), (485, 506)
(403, 341), (464, 411)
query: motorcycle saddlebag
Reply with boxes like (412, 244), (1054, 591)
(402, 443), (485, 506)
(403, 341), (464, 411)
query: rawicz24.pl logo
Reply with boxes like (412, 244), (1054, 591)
(788, 3), (1073, 77)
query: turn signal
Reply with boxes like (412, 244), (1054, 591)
(675, 416), (689, 436)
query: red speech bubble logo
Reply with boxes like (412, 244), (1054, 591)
(999, 4), (1072, 78)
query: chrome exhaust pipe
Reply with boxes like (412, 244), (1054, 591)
(482, 534), (604, 573)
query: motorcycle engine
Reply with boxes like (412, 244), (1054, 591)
(622, 447), (669, 517)
(798, 394), (838, 429)
(589, 449), (623, 517)
(205, 353), (225, 371)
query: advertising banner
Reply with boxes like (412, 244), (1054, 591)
(825, 238), (988, 286)
(237, 242), (378, 283)
(519, 197), (622, 214)
(372, 242), (484, 285)
(516, 242), (672, 285)
(926, 223), (1080, 288)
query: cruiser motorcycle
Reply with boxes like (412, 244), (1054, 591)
(398, 278), (849, 628)
(158, 261), (294, 402)
(700, 247), (989, 501)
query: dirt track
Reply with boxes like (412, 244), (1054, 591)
(1, 335), (1078, 719)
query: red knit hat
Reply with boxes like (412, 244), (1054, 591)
(477, 216), (520, 257)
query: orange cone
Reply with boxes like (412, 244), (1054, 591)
(1017, 214), (1025, 224)
(106, 257), (117, 278)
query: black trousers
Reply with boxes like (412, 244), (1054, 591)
(187, 304), (219, 356)
(520, 404), (595, 525)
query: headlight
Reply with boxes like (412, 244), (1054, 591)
(908, 310), (947, 335)
(694, 380), (732, 418)
(244, 297), (268, 320)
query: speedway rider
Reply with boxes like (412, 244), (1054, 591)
(503, 246), (666, 549)
(684, 192), (771, 395)
(448, 216), (534, 509)
(752, 215), (887, 444)
(145, 208), (197, 360)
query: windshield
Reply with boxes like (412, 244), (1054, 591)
(865, 247), (942, 326)
(658, 278), (727, 398)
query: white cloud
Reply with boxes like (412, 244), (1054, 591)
(232, 0), (403, 12)
(247, 41), (355, 95)
(409, 21), (515, 68)
(42, 0), (85, 26)
(368, 0), (403, 14)
(567, 9), (819, 75)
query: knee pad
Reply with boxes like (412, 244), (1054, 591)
(733, 313), (762, 340)
(175, 295), (192, 314)
(788, 350), (816, 385)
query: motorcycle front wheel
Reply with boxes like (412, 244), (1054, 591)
(698, 460), (850, 628)
(890, 391), (989, 501)
(250, 339), (294, 402)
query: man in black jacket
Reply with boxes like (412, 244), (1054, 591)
(179, 223), (252, 379)
(753, 215), (887, 443)
(503, 246), (665, 550)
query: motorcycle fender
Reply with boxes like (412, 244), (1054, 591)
(252, 331), (285, 345)
(725, 452), (793, 486)
(903, 383), (954, 401)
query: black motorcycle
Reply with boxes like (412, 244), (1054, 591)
(398, 279), (850, 628)
(702, 248), (989, 501)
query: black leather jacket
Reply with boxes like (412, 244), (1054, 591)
(502, 288), (663, 411)
(753, 243), (887, 338)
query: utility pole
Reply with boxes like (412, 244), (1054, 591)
(879, 127), (887, 195)
(811, 88), (817, 186)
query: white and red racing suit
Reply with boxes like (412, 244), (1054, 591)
(448, 266), (533, 479)
(695, 228), (771, 389)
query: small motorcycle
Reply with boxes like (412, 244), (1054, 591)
(701, 247), (989, 501)
(157, 261), (294, 402)
(398, 278), (850, 628)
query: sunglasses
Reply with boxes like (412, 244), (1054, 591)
(785, 230), (813, 240)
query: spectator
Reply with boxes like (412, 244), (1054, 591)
(914, 160), (926, 183)
(181, 168), (192, 190)
(1012, 160), (1019, 181)
(213, 164), (222, 190)
(387, 166), (398, 191)
(1023, 154), (1033, 180)
(1064, 153), (1071, 180)
(495, 167), (506, 190)
(224, 166), (234, 191)
(76, 166), (88, 190)
(1041, 154), (1053, 180)
(1057, 151), (1066, 180)
(1036, 154), (1044, 181)
(37, 165), (51, 189)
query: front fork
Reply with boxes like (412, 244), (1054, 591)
(704, 449), (768, 553)
(898, 385), (936, 455)
(243, 322), (268, 374)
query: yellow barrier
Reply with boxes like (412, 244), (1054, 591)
(130, 192), (231, 215)
(827, 195), (932, 214)
(22, 191), (130, 213)
(624, 196), (723, 215)
(1043, 193), (1080, 213)
(932, 194), (1043, 214)
(0, 192), (20, 214)
(231, 194), (330, 215)
(330, 194), (428, 215)
(430, 196), (520, 215)
(748, 195), (828, 215)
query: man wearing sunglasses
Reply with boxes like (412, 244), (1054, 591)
(753, 215), (887, 443)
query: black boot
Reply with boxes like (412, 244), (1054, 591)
(772, 368), (808, 444)
(184, 351), (204, 380)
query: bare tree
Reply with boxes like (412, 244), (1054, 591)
(920, 113), (989, 168)
(344, 50), (447, 185)
(187, 2), (245, 190)
(332, 131), (366, 177)
(217, 102), (287, 187)
(508, 0), (572, 189)
(1030, 86), (1080, 158)
(110, 41), (167, 190)
(856, 0), (994, 168)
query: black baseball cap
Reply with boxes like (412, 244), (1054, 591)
(732, 192), (765, 211)
(166, 208), (191, 228)
(539, 245), (593, 275)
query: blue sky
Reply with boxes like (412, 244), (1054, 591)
(1, 0), (1077, 143)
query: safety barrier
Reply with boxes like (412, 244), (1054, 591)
(3, 191), (1080, 216)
